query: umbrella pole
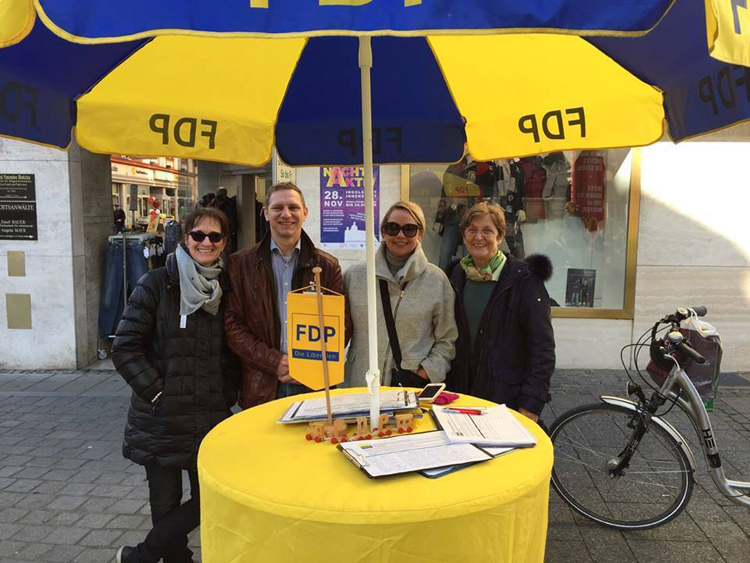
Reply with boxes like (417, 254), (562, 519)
(358, 36), (381, 430)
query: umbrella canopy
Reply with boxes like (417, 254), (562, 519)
(19, 0), (675, 40)
(1, 0), (749, 167)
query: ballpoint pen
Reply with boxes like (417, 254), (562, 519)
(444, 407), (486, 415)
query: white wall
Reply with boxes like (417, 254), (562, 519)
(555, 142), (750, 371)
(633, 142), (750, 372)
(0, 139), (78, 369)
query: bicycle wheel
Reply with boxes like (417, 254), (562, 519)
(550, 403), (693, 530)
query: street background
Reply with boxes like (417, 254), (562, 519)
(0, 367), (748, 562)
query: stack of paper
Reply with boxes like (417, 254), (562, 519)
(432, 404), (537, 447)
(278, 389), (418, 424)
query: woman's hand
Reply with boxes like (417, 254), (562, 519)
(518, 407), (539, 422)
(416, 366), (429, 380)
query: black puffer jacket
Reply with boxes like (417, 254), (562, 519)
(446, 254), (555, 416)
(112, 253), (239, 469)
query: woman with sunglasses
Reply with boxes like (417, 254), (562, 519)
(344, 201), (457, 388)
(445, 202), (555, 423)
(112, 208), (239, 563)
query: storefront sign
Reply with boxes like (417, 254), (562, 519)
(287, 291), (345, 390)
(272, 149), (296, 185)
(319, 166), (380, 250)
(0, 174), (37, 240)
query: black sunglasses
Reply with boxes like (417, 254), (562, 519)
(384, 222), (420, 238)
(188, 230), (225, 243)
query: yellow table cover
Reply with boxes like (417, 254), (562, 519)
(198, 389), (553, 562)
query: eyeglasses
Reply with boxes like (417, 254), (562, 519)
(384, 222), (420, 238)
(465, 228), (498, 239)
(188, 230), (225, 243)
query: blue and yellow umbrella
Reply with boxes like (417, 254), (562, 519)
(0, 0), (749, 167)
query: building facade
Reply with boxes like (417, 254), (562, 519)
(0, 137), (748, 373)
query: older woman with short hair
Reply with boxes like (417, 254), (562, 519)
(446, 202), (555, 421)
(344, 201), (457, 388)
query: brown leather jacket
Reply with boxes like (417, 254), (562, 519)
(225, 230), (350, 409)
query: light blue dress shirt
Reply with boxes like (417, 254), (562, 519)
(270, 237), (300, 354)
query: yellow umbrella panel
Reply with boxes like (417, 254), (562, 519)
(74, 34), (665, 167)
(430, 34), (665, 160)
(76, 36), (306, 166)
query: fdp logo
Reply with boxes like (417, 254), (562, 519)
(291, 313), (341, 362)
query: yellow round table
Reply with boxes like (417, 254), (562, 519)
(198, 389), (553, 563)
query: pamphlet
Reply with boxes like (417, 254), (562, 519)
(338, 430), (492, 478)
(432, 404), (537, 447)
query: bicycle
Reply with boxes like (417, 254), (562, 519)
(549, 306), (750, 530)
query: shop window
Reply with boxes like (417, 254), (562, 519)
(407, 149), (637, 317)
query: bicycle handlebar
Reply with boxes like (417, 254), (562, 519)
(677, 341), (707, 365)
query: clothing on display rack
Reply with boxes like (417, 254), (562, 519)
(518, 157), (547, 222)
(572, 151), (606, 232)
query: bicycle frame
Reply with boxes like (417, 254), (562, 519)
(605, 361), (750, 507)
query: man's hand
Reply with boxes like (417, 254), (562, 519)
(276, 355), (302, 385)
(276, 355), (292, 382)
(416, 366), (429, 380)
(518, 407), (539, 422)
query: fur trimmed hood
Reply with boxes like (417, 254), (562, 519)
(525, 254), (553, 282)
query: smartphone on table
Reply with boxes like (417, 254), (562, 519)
(416, 382), (446, 403)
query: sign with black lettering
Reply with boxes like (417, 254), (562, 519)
(518, 107), (586, 143)
(0, 174), (38, 240)
(149, 113), (218, 149)
(0, 173), (35, 201)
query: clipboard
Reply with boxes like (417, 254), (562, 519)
(337, 430), (493, 479)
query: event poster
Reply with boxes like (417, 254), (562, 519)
(565, 268), (596, 308)
(320, 166), (379, 250)
(0, 174), (38, 241)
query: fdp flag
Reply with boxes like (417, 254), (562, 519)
(287, 290), (345, 390)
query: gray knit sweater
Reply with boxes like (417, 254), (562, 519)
(343, 243), (457, 387)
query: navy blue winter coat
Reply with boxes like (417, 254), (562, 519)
(446, 254), (555, 416)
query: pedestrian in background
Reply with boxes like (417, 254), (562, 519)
(114, 203), (126, 233)
(344, 201), (457, 388)
(445, 202), (555, 422)
(112, 208), (239, 563)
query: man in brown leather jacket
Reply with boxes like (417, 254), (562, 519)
(225, 182), (350, 409)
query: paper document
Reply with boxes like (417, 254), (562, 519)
(433, 404), (537, 447)
(338, 431), (492, 478)
(278, 389), (418, 424)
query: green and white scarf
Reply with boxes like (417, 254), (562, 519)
(460, 250), (506, 282)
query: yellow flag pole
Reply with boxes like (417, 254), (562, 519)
(312, 266), (333, 426)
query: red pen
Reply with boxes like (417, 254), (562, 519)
(444, 407), (485, 415)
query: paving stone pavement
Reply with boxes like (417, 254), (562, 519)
(0, 367), (748, 563)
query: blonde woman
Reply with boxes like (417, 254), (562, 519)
(344, 201), (457, 387)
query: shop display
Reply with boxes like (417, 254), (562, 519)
(565, 268), (596, 307)
(572, 150), (606, 232)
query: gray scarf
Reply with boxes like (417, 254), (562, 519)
(175, 245), (223, 316)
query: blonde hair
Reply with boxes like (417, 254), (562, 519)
(460, 202), (507, 240)
(380, 201), (426, 234)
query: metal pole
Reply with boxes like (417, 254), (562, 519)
(358, 36), (381, 430)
